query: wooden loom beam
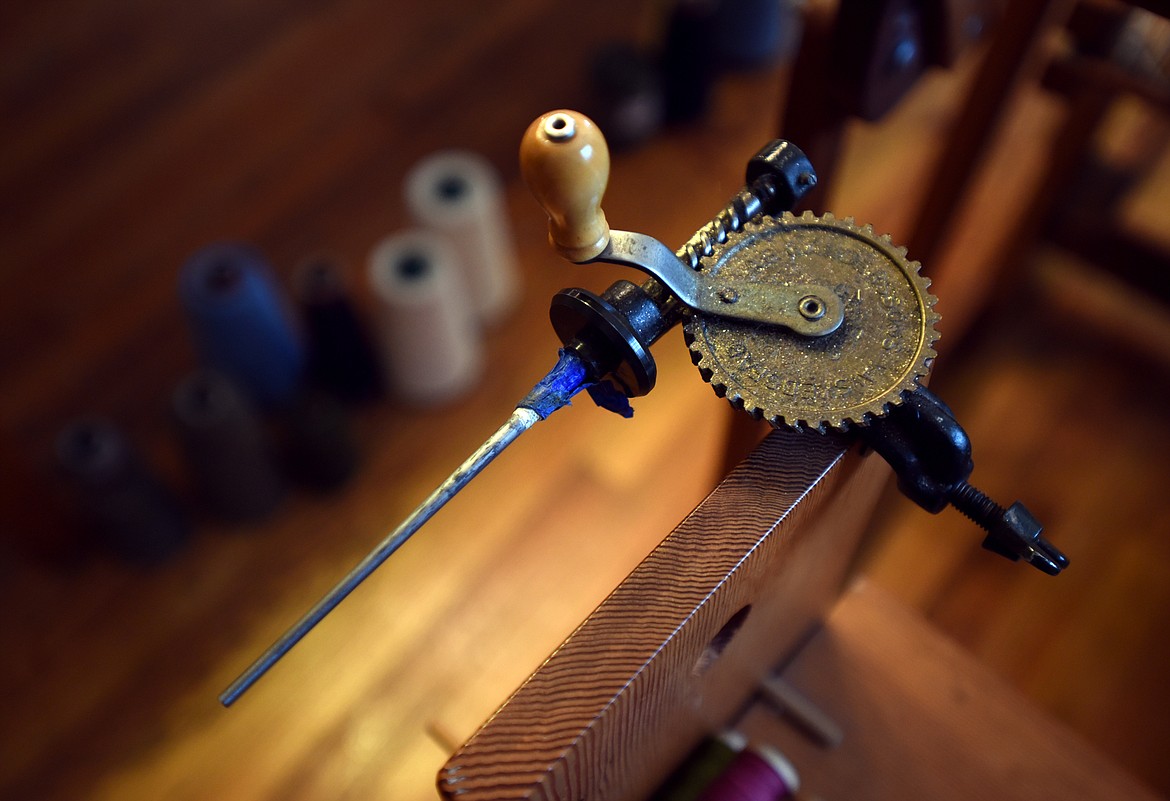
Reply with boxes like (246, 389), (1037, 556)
(440, 431), (891, 801)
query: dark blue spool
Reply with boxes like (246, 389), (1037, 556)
(294, 257), (384, 404)
(55, 418), (190, 565)
(661, 0), (718, 124)
(588, 42), (664, 152)
(713, 0), (798, 71)
(180, 243), (305, 408)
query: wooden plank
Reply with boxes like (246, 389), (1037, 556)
(740, 580), (1163, 801)
(440, 430), (891, 801)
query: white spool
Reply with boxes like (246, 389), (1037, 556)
(404, 150), (520, 324)
(367, 230), (483, 404)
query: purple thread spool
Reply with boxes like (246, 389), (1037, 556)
(697, 744), (799, 801)
(293, 256), (384, 404)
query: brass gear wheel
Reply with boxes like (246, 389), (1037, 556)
(683, 211), (940, 431)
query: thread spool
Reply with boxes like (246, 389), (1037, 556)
(367, 230), (484, 404)
(660, 0), (718, 124)
(278, 390), (360, 492)
(55, 418), (189, 564)
(649, 731), (747, 801)
(173, 370), (284, 522)
(180, 242), (305, 408)
(696, 744), (799, 801)
(713, 0), (802, 71)
(588, 42), (664, 151)
(293, 256), (384, 403)
(404, 150), (520, 324)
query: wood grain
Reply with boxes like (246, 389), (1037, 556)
(440, 431), (891, 801)
(740, 580), (1164, 800)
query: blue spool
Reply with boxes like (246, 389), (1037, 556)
(180, 243), (305, 407)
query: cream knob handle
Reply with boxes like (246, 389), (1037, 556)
(519, 110), (611, 263)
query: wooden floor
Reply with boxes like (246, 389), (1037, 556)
(2, 2), (1168, 799)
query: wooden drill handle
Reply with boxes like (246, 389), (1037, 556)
(519, 110), (611, 262)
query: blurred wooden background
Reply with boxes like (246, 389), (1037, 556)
(2, 1), (1168, 799)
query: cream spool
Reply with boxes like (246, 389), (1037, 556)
(404, 150), (520, 324)
(367, 230), (483, 404)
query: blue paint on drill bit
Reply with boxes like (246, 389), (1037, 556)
(518, 349), (591, 419)
(587, 380), (635, 418)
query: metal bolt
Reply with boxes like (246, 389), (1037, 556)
(947, 482), (1068, 575)
(719, 287), (739, 304)
(798, 295), (826, 321)
(949, 482), (1003, 526)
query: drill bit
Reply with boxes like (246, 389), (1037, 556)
(220, 350), (591, 706)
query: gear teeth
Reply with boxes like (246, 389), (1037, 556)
(795, 417), (821, 434)
(768, 413), (793, 430)
(722, 390), (764, 421)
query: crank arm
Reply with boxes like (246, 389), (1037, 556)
(594, 230), (843, 336)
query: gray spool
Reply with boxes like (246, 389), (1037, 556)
(173, 370), (284, 522)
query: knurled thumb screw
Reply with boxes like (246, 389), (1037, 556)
(947, 481), (1069, 576)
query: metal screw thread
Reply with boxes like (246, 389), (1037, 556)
(678, 176), (777, 269)
(948, 482), (1004, 530)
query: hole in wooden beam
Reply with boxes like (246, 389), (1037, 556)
(693, 605), (752, 676)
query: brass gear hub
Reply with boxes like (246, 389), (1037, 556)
(683, 211), (940, 431)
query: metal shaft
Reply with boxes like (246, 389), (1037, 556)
(219, 406), (541, 706)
